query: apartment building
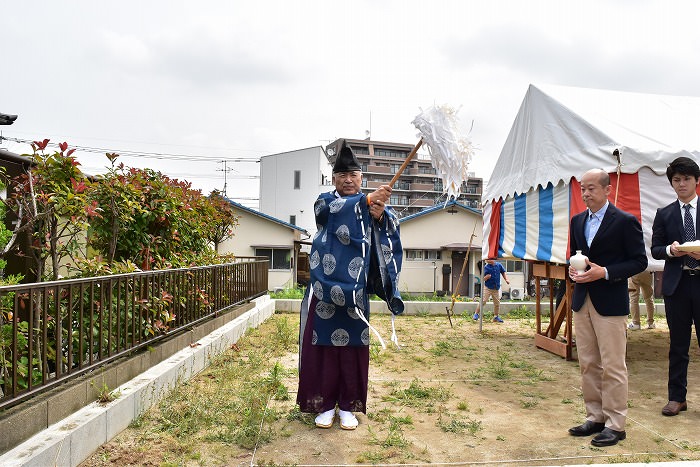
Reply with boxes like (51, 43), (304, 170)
(326, 138), (483, 218)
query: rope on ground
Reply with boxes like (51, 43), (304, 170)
(264, 451), (676, 467)
(627, 414), (688, 450)
(249, 353), (284, 467)
(249, 391), (274, 467)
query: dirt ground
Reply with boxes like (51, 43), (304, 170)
(82, 311), (700, 466)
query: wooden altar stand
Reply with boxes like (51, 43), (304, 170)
(532, 261), (574, 360)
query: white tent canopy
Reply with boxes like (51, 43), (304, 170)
(484, 84), (700, 203)
(482, 84), (700, 271)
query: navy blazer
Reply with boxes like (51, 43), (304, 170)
(569, 203), (648, 316)
(651, 200), (699, 296)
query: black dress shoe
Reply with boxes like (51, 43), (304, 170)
(591, 427), (626, 447)
(568, 420), (605, 436)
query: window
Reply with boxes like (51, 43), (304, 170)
(375, 149), (407, 158)
(405, 250), (423, 261)
(255, 248), (292, 270)
(425, 250), (441, 260)
(293, 170), (301, 189)
(405, 249), (441, 261)
(502, 260), (523, 273)
(390, 164), (401, 174)
(289, 215), (296, 225)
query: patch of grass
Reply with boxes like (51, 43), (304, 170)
(269, 287), (305, 299)
(437, 414), (483, 435)
(370, 418), (411, 448)
(129, 415), (145, 428)
(390, 414), (414, 426)
(263, 362), (290, 400)
(286, 405), (315, 426)
(430, 340), (454, 357)
(91, 380), (120, 404)
(370, 341), (390, 363)
(384, 379), (451, 412)
(489, 353), (512, 380)
(132, 315), (296, 459)
(524, 367), (551, 381)
(520, 399), (539, 409)
(402, 293), (451, 302)
(273, 316), (297, 351)
(367, 407), (393, 423)
(519, 392), (544, 409)
(356, 449), (391, 464)
(506, 305), (536, 319)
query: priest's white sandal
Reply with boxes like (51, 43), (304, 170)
(314, 408), (335, 428)
(338, 409), (358, 430)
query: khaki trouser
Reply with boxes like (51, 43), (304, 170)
(575, 294), (628, 431)
(628, 271), (655, 326)
(482, 287), (501, 315)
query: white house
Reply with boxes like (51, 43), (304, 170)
(399, 200), (527, 297)
(398, 200), (482, 296)
(259, 146), (333, 240)
(218, 200), (309, 290)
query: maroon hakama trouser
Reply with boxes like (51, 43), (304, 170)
(296, 297), (369, 414)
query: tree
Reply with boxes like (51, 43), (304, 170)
(86, 156), (226, 269)
(4, 140), (92, 281)
(0, 169), (15, 272)
(204, 190), (239, 252)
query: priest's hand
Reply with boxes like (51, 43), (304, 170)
(369, 198), (385, 220)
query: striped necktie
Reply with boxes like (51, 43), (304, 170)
(683, 204), (699, 269)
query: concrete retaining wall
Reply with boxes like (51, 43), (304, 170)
(274, 299), (666, 316)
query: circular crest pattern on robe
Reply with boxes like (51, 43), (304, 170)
(308, 191), (372, 346)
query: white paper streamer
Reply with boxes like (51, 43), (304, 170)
(412, 105), (473, 202)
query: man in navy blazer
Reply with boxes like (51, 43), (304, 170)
(651, 156), (700, 417)
(567, 169), (647, 447)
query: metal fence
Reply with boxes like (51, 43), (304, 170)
(0, 257), (268, 410)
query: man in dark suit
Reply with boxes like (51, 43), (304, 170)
(567, 169), (647, 447)
(651, 156), (700, 417)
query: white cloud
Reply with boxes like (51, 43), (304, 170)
(3, 0), (700, 204)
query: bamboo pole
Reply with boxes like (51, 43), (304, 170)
(446, 222), (478, 326)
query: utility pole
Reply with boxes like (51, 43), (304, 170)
(217, 160), (233, 197)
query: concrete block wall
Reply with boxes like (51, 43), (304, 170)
(273, 299), (666, 316)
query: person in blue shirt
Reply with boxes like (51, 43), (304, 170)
(473, 258), (509, 323)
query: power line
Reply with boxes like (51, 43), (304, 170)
(0, 136), (261, 163)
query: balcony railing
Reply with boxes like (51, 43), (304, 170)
(0, 258), (268, 410)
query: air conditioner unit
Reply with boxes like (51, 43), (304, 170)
(510, 287), (525, 300)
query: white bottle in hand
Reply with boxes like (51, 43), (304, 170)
(570, 250), (588, 274)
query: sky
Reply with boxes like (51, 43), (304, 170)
(2, 0), (700, 209)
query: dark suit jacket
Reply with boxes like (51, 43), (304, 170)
(569, 203), (648, 315)
(651, 200), (698, 296)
